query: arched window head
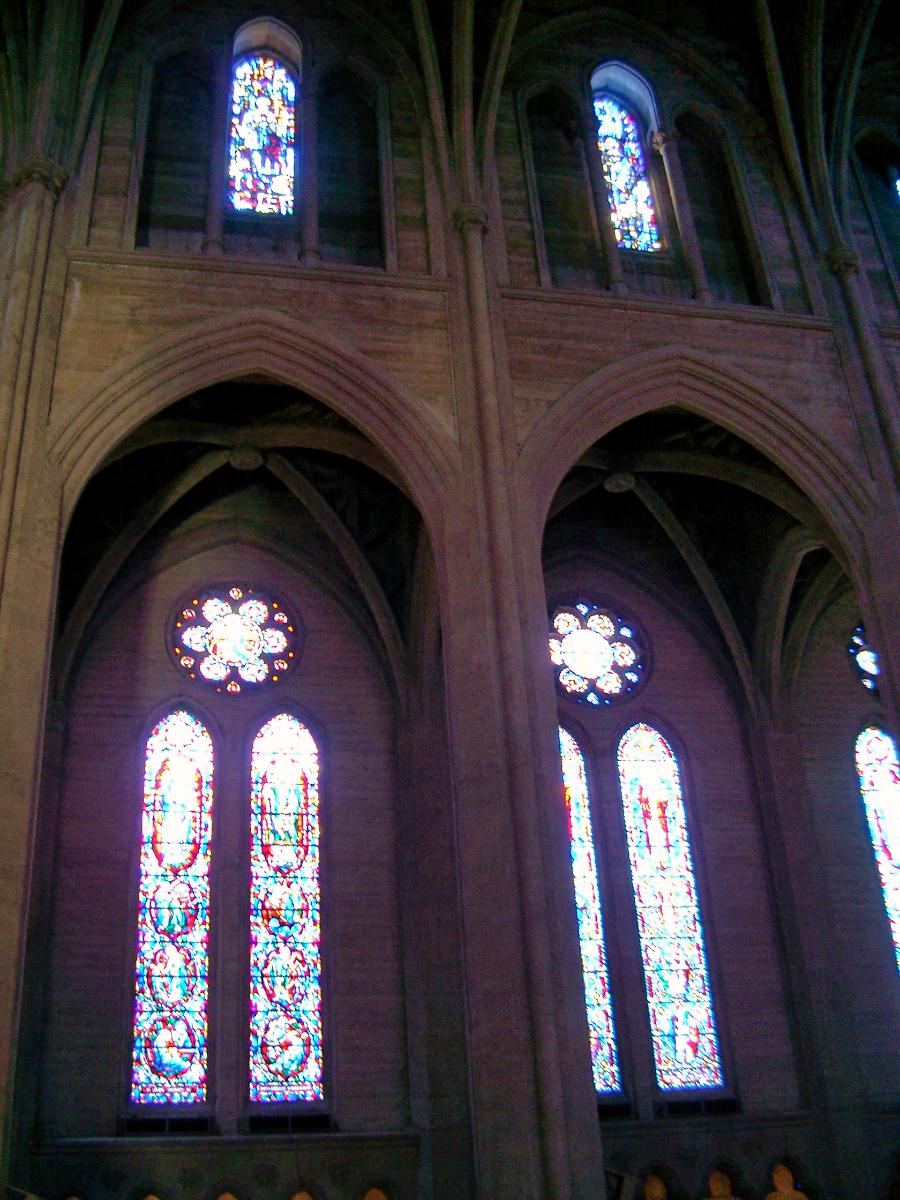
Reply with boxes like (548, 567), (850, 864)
(593, 95), (661, 252)
(249, 714), (324, 1102)
(228, 21), (300, 217)
(559, 728), (620, 1092)
(131, 710), (214, 1104)
(855, 726), (900, 974)
(617, 723), (724, 1089)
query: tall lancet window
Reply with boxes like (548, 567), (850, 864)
(228, 56), (297, 214)
(249, 714), (324, 1101)
(593, 94), (661, 252)
(559, 728), (620, 1092)
(617, 723), (723, 1089)
(855, 726), (900, 974)
(131, 710), (214, 1104)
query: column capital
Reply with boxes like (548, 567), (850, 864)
(651, 129), (674, 155)
(0, 154), (68, 209)
(454, 202), (489, 234)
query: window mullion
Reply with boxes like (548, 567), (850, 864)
(212, 718), (245, 1134)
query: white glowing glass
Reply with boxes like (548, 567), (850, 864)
(171, 586), (299, 694)
(560, 627), (615, 680)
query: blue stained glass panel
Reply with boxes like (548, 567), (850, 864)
(594, 94), (661, 252)
(249, 714), (324, 1102)
(228, 56), (296, 215)
(559, 728), (620, 1092)
(855, 726), (900, 974)
(131, 710), (213, 1104)
(617, 723), (723, 1089)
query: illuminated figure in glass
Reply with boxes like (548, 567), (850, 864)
(249, 714), (324, 1102)
(617, 723), (723, 1089)
(228, 56), (296, 215)
(855, 726), (900, 974)
(131, 710), (213, 1103)
(594, 94), (661, 252)
(559, 728), (620, 1092)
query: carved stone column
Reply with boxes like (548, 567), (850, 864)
(202, 40), (232, 256)
(652, 129), (712, 302)
(0, 156), (68, 1181)
(579, 117), (627, 294)
(448, 200), (606, 1199)
(300, 87), (320, 264)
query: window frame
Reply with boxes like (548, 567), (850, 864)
(121, 698), (223, 1123)
(225, 47), (301, 223)
(557, 720), (628, 1098)
(851, 718), (900, 978)
(582, 62), (672, 259)
(239, 702), (333, 1120)
(610, 711), (733, 1099)
(121, 693), (334, 1125)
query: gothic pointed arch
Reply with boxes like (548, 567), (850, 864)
(49, 307), (458, 532)
(518, 347), (872, 561)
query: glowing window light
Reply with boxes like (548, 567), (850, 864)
(617, 723), (723, 1089)
(559, 728), (620, 1092)
(549, 601), (647, 705)
(594, 94), (661, 252)
(228, 56), (296, 215)
(249, 714), (324, 1101)
(855, 726), (900, 975)
(847, 623), (880, 696)
(170, 585), (298, 695)
(131, 710), (213, 1103)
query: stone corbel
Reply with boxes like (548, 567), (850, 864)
(453, 202), (489, 234)
(826, 243), (859, 276)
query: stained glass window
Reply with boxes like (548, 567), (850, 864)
(617, 723), (723, 1089)
(855, 726), (900, 974)
(559, 728), (620, 1092)
(228, 56), (296, 215)
(131, 710), (213, 1104)
(549, 601), (647, 704)
(594, 94), (661, 252)
(249, 714), (324, 1102)
(171, 585), (298, 694)
(848, 623), (880, 695)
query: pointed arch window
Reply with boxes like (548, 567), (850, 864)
(854, 726), (900, 974)
(131, 710), (214, 1104)
(228, 55), (297, 215)
(558, 727), (620, 1092)
(593, 94), (661, 253)
(617, 723), (723, 1089)
(249, 714), (324, 1101)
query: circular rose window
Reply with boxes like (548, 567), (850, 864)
(170, 585), (298, 694)
(549, 600), (647, 704)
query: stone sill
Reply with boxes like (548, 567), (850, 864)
(501, 285), (834, 330)
(66, 247), (450, 292)
(35, 1130), (420, 1154)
